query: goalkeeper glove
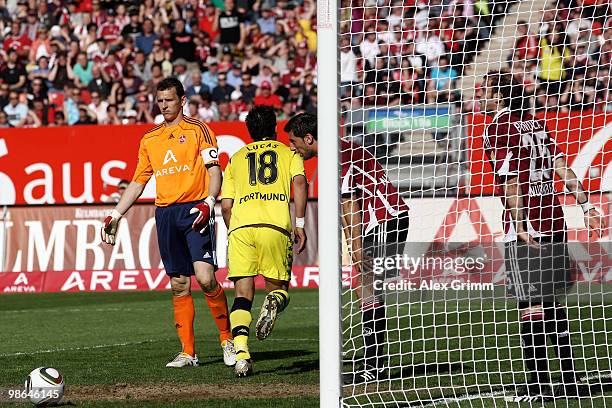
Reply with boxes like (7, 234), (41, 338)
(190, 196), (216, 233)
(101, 209), (123, 245)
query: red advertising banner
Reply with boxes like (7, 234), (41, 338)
(0, 201), (325, 293)
(1, 203), (319, 274)
(1, 113), (608, 205)
(3, 251), (611, 293)
(0, 121), (319, 205)
(1, 196), (610, 293)
(0, 267), (332, 293)
(466, 111), (612, 195)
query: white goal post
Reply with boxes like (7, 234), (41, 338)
(317, 0), (342, 406)
(318, 0), (611, 406)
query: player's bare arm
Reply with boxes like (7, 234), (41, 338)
(115, 181), (147, 215)
(207, 164), (222, 197)
(503, 176), (539, 247)
(189, 113), (223, 231)
(190, 164), (223, 233)
(101, 181), (146, 245)
(341, 194), (377, 302)
(221, 198), (234, 229)
(292, 174), (308, 254)
(554, 156), (607, 237)
(341, 194), (364, 273)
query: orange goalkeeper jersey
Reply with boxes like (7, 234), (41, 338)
(132, 116), (219, 207)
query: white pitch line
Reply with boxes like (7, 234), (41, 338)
(265, 338), (318, 342)
(418, 373), (612, 407)
(0, 339), (162, 357)
(0, 338), (318, 358)
(581, 372), (612, 382)
(419, 390), (507, 407)
(1, 307), (144, 314)
(0, 306), (318, 314)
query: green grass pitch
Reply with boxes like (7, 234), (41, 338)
(342, 285), (612, 407)
(0, 289), (319, 407)
(1, 286), (611, 407)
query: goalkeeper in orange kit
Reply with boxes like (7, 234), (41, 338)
(100, 77), (236, 368)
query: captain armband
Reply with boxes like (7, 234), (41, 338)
(201, 147), (219, 165)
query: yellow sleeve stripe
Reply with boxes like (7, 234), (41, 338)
(184, 116), (213, 146)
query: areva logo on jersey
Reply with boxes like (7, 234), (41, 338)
(157, 149), (190, 177)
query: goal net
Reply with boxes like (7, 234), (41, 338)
(325, 0), (612, 405)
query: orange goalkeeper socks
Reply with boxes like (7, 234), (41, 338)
(204, 284), (233, 343)
(172, 294), (195, 357)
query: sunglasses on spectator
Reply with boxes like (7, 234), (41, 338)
(219, 77), (227, 80)
(242, 76), (251, 81)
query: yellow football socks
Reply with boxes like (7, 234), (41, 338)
(269, 289), (290, 313)
(230, 297), (253, 360)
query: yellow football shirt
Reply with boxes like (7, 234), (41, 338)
(538, 38), (569, 81)
(222, 140), (305, 234)
(132, 117), (219, 207)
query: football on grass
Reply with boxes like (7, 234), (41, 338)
(25, 367), (64, 406)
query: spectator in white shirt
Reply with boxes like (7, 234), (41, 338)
(360, 31), (380, 67)
(415, 28), (445, 64)
(377, 20), (397, 45)
(566, 9), (592, 43)
(87, 91), (109, 124)
(340, 37), (358, 84)
(404, 41), (426, 74)
(4, 91), (28, 127)
(198, 95), (217, 122)
(386, 1), (405, 29)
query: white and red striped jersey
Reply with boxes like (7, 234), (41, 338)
(483, 107), (566, 240)
(98, 21), (121, 43)
(341, 139), (409, 234)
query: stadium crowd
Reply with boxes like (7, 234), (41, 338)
(0, 0), (609, 129)
(508, 1), (612, 113)
(339, 0), (494, 111)
(0, 0), (318, 127)
(339, 0), (611, 114)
